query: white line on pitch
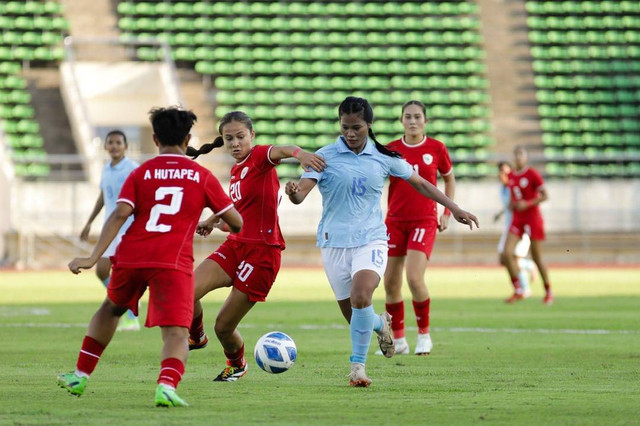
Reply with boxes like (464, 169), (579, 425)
(1, 322), (638, 335)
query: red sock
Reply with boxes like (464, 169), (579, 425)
(413, 299), (431, 335)
(385, 301), (405, 339)
(157, 358), (185, 389)
(543, 281), (551, 292)
(511, 276), (522, 292)
(189, 311), (204, 341)
(224, 344), (246, 368)
(76, 336), (106, 376)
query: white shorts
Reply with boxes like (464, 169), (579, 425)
(497, 225), (531, 258)
(320, 240), (388, 301)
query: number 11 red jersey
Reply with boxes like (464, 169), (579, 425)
(114, 154), (233, 274)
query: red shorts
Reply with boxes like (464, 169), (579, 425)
(208, 239), (282, 302)
(386, 219), (437, 259)
(510, 213), (545, 241)
(108, 267), (194, 328)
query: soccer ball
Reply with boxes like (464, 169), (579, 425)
(254, 331), (297, 374)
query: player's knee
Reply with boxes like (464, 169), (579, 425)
(101, 299), (127, 317)
(213, 317), (232, 339)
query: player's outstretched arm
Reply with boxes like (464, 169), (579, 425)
(285, 178), (317, 205)
(270, 146), (326, 172)
(438, 172), (456, 232)
(80, 193), (104, 241)
(69, 202), (133, 274)
(406, 172), (479, 230)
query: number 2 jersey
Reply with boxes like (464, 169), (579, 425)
(114, 153), (234, 274)
(227, 144), (285, 249)
(386, 136), (453, 222)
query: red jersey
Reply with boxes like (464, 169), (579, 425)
(507, 166), (545, 220)
(227, 145), (285, 249)
(386, 136), (453, 221)
(114, 154), (233, 274)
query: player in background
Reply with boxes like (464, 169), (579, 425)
(494, 161), (536, 298)
(379, 100), (455, 357)
(285, 96), (478, 387)
(185, 111), (326, 382)
(80, 130), (140, 331)
(502, 146), (553, 305)
(59, 107), (242, 407)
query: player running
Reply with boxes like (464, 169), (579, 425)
(494, 161), (536, 298)
(185, 111), (326, 382)
(59, 106), (242, 407)
(502, 146), (553, 305)
(80, 130), (140, 331)
(380, 100), (456, 356)
(285, 96), (478, 387)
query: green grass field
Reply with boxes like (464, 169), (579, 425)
(1, 267), (639, 425)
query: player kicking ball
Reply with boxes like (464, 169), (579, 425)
(57, 106), (242, 407)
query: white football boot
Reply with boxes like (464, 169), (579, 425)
(374, 312), (395, 358)
(348, 363), (371, 387)
(375, 337), (410, 355)
(414, 333), (433, 355)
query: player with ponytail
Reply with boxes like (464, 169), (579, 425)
(187, 110), (326, 382)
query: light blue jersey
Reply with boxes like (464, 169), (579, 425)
(100, 157), (138, 226)
(302, 137), (413, 248)
(500, 184), (512, 225)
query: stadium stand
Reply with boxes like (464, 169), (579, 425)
(0, 0), (69, 178)
(526, 0), (640, 178)
(117, 0), (495, 179)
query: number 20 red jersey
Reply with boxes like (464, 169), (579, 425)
(386, 137), (453, 221)
(114, 154), (233, 274)
(227, 144), (285, 249)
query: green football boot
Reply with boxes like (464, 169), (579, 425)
(57, 372), (87, 396)
(155, 384), (189, 407)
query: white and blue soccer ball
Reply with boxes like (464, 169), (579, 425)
(254, 331), (297, 374)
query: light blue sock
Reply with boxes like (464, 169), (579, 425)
(101, 277), (110, 289)
(517, 269), (530, 291)
(372, 312), (383, 332)
(126, 309), (137, 320)
(349, 306), (376, 364)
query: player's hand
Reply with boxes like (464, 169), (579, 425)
(196, 217), (219, 237)
(68, 257), (95, 274)
(513, 200), (529, 211)
(79, 224), (90, 242)
(284, 181), (300, 196)
(437, 213), (450, 232)
(296, 151), (326, 173)
(452, 208), (479, 230)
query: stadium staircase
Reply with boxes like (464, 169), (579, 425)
(476, 0), (543, 156)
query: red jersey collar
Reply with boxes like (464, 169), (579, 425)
(401, 135), (427, 148)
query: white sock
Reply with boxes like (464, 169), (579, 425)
(159, 383), (175, 391)
(74, 369), (89, 379)
(394, 337), (408, 346)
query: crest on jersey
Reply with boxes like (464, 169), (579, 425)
(519, 177), (529, 188)
(422, 154), (433, 165)
(241, 166), (249, 179)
